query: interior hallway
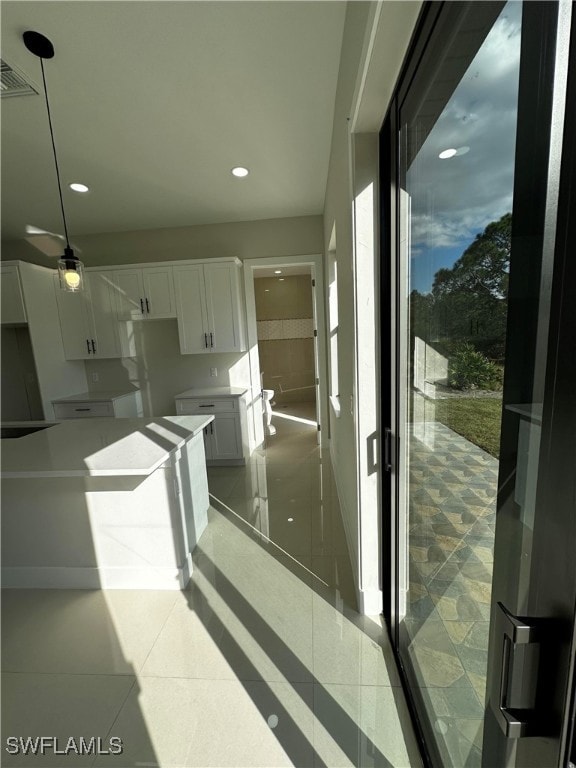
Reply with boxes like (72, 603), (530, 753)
(1, 403), (422, 767)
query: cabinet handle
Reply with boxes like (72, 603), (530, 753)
(199, 404), (215, 408)
(140, 298), (144, 314)
(204, 333), (208, 348)
(91, 339), (96, 354)
(75, 408), (91, 412)
(145, 298), (150, 314)
(210, 332), (214, 348)
(86, 339), (91, 354)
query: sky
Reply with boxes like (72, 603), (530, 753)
(407, 1), (522, 294)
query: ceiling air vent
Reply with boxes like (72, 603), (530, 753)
(1, 59), (39, 98)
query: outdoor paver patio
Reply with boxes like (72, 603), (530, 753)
(404, 421), (499, 767)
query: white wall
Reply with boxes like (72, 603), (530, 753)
(323, 1), (373, 605)
(323, 0), (422, 614)
(1, 215), (323, 267)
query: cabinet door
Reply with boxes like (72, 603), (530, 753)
(87, 271), (121, 358)
(211, 413), (243, 460)
(174, 265), (210, 353)
(113, 270), (146, 320)
(1, 266), (27, 324)
(54, 276), (94, 359)
(142, 267), (176, 318)
(203, 263), (245, 352)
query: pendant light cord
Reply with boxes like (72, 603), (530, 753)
(39, 57), (70, 248)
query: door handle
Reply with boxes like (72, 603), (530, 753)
(490, 602), (554, 738)
(383, 427), (392, 472)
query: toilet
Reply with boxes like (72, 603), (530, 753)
(261, 388), (276, 436)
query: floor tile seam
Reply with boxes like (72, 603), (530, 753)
(134, 593), (182, 676)
(135, 672), (315, 684)
(98, 675), (139, 760)
(310, 681), (405, 690)
(0, 670), (137, 678)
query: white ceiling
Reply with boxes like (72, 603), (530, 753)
(1, 1), (346, 241)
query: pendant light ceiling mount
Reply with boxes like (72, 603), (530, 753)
(23, 30), (54, 60)
(23, 30), (84, 292)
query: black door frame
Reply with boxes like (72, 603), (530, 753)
(380, 1), (576, 766)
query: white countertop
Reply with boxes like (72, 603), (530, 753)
(51, 390), (140, 404)
(1, 415), (213, 479)
(174, 386), (248, 399)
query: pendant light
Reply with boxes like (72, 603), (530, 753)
(23, 30), (84, 292)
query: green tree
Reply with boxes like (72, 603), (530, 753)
(430, 212), (511, 356)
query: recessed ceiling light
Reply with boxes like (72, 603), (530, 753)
(231, 166), (249, 178)
(69, 182), (89, 193)
(438, 148), (458, 159)
(279, 278), (285, 281)
(274, 270), (282, 274)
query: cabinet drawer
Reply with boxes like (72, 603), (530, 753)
(175, 398), (237, 415)
(53, 402), (115, 419)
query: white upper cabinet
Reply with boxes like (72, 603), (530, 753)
(174, 260), (246, 354)
(1, 265), (27, 324)
(112, 266), (176, 320)
(54, 271), (121, 359)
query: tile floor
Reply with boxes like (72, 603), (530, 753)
(403, 421), (498, 768)
(1, 402), (423, 768)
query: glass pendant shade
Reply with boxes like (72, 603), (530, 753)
(57, 247), (84, 292)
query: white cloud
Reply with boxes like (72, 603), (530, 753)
(406, 1), (521, 252)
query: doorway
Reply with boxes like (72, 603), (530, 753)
(253, 266), (316, 440)
(243, 254), (328, 454)
(382, 2), (576, 766)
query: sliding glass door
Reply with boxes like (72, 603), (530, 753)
(382, 2), (576, 765)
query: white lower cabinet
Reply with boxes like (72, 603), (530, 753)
(174, 388), (248, 465)
(52, 390), (143, 419)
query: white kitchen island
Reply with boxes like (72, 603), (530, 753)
(1, 415), (213, 590)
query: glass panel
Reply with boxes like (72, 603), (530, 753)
(398, 4), (522, 765)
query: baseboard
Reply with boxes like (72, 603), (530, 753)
(1, 554), (193, 590)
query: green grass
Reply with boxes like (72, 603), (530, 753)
(432, 397), (502, 458)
